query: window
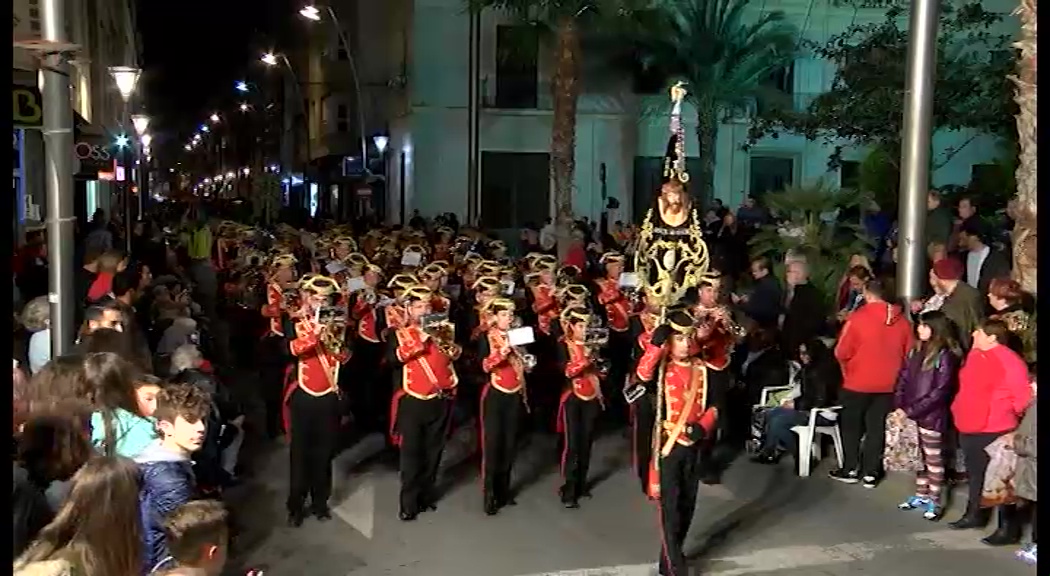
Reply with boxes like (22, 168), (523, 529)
(749, 155), (795, 197)
(840, 161), (861, 190)
(481, 152), (550, 229)
(494, 25), (538, 109)
(765, 62), (795, 94)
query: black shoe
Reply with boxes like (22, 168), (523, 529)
(398, 509), (418, 522)
(751, 450), (782, 465)
(701, 471), (722, 485)
(828, 468), (859, 484)
(287, 510), (305, 527)
(313, 507), (332, 521)
(562, 498), (580, 509)
(503, 497), (518, 507)
(861, 474), (882, 489)
(981, 506), (1022, 546)
(484, 499), (499, 516)
(421, 502), (438, 512)
(949, 510), (991, 530)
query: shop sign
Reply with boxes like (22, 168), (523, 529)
(13, 85), (43, 128)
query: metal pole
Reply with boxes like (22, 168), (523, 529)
(122, 111), (132, 254)
(325, 6), (369, 173)
(280, 54), (311, 210)
(467, 9), (481, 224)
(40, 0), (77, 355)
(896, 0), (940, 304)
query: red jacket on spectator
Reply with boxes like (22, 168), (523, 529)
(952, 344), (1032, 434)
(834, 300), (913, 394)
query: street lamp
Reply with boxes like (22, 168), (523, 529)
(261, 50), (312, 200)
(261, 52), (279, 66)
(235, 80), (249, 92)
(373, 135), (389, 154)
(131, 114), (150, 136)
(109, 66), (140, 252)
(239, 102), (249, 112)
(299, 4), (369, 177)
(184, 144), (192, 151)
(141, 134), (152, 148)
(210, 113), (220, 123)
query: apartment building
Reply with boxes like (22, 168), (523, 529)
(386, 0), (1014, 227)
(13, 0), (141, 238)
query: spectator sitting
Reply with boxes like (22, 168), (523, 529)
(21, 296), (51, 375)
(151, 500), (230, 576)
(14, 456), (145, 576)
(752, 338), (841, 465)
(169, 345), (245, 489)
(832, 279), (913, 488)
(136, 382), (211, 572)
(88, 353), (159, 459)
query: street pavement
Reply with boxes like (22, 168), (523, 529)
(224, 426), (1036, 576)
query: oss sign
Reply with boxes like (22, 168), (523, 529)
(13, 85), (43, 128)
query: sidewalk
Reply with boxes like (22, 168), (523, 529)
(226, 429), (1036, 576)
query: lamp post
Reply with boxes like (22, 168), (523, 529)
(131, 113), (149, 218)
(109, 65), (140, 253)
(299, 4), (369, 176)
(262, 51), (311, 208)
(140, 132), (152, 214)
(41, 0), (77, 355)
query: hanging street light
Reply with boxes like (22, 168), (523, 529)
(210, 113), (221, 123)
(261, 52), (278, 66)
(108, 66), (141, 102)
(235, 80), (249, 92)
(141, 133), (153, 147)
(299, 5), (322, 20)
(373, 135), (389, 154)
(131, 114), (150, 136)
(239, 102), (249, 112)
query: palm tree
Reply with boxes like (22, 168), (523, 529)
(1010, 0), (1037, 293)
(629, 0), (798, 202)
(468, 0), (641, 256)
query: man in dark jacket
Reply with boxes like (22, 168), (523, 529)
(733, 256), (783, 329)
(925, 190), (953, 250)
(13, 462), (53, 557)
(958, 221), (1011, 298)
(780, 260), (826, 355)
(135, 383), (210, 573)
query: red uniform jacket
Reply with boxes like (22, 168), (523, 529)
(260, 282), (287, 337)
(562, 341), (601, 401)
(388, 326), (460, 446)
(353, 297), (381, 343)
(480, 329), (525, 394)
(431, 294), (450, 315)
(595, 277), (630, 332)
(530, 284), (559, 336)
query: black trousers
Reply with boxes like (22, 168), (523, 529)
(480, 385), (524, 504)
(959, 432), (1000, 514)
(529, 335), (560, 434)
(658, 442), (702, 576)
(602, 331), (632, 427)
(632, 393), (657, 494)
(287, 389), (340, 514)
(350, 340), (385, 433)
(559, 395), (600, 500)
(260, 336), (288, 438)
(398, 396), (452, 514)
(839, 390), (894, 476)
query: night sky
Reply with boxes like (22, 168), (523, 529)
(136, 0), (291, 161)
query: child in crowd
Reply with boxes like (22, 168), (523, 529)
(91, 369), (164, 459)
(137, 382), (211, 572)
(150, 500), (230, 575)
(1014, 373), (1037, 565)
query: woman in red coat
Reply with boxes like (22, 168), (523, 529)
(949, 319), (1032, 543)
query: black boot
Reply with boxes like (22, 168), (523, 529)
(751, 448), (782, 465)
(949, 506), (991, 530)
(484, 495), (499, 516)
(982, 505), (1023, 546)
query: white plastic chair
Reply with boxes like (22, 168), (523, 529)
(790, 406), (844, 477)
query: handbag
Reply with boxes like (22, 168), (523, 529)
(981, 434), (1019, 508)
(883, 410), (923, 473)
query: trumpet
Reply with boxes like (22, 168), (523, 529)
(583, 315), (610, 347)
(316, 304), (349, 353)
(508, 317), (538, 370)
(422, 311), (459, 358)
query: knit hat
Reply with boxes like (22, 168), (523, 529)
(932, 257), (964, 281)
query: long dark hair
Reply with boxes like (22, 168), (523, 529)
(83, 353), (140, 456)
(18, 411), (93, 487)
(15, 456), (144, 576)
(916, 310), (962, 370)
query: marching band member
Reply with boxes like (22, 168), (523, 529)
(556, 306), (605, 509)
(282, 275), (352, 527)
(529, 263), (559, 337)
(388, 285), (462, 521)
(595, 252), (632, 423)
(259, 253), (299, 439)
(477, 298), (531, 515)
(419, 262), (451, 314)
(350, 262), (388, 433)
(635, 308), (728, 576)
(627, 286), (661, 494)
(433, 226), (455, 263)
(468, 276), (503, 342)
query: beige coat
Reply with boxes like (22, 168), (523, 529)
(1014, 399), (1037, 502)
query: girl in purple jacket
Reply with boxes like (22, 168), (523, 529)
(893, 311), (961, 520)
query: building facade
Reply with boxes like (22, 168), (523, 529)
(13, 0), (141, 241)
(386, 0), (1016, 227)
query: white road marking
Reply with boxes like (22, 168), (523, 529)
(333, 474), (376, 540)
(511, 529), (992, 576)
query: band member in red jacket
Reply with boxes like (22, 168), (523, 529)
(556, 306), (605, 509)
(259, 253), (299, 439)
(635, 308), (725, 576)
(595, 251), (632, 425)
(627, 287), (661, 494)
(283, 275), (351, 527)
(477, 298), (531, 515)
(388, 285), (462, 521)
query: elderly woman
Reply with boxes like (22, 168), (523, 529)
(987, 277), (1036, 366)
(21, 296), (51, 375)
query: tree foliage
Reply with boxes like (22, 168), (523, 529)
(747, 1), (1017, 171)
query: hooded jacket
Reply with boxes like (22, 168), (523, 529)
(90, 407), (157, 459)
(894, 347), (958, 431)
(135, 441), (195, 572)
(834, 300), (913, 394)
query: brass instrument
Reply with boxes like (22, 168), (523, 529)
(422, 311), (459, 358)
(583, 314), (610, 347)
(509, 317), (538, 371)
(316, 303), (350, 353)
(282, 287), (299, 310)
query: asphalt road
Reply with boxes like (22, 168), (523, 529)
(222, 424), (1035, 576)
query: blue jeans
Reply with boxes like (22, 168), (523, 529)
(763, 407), (832, 452)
